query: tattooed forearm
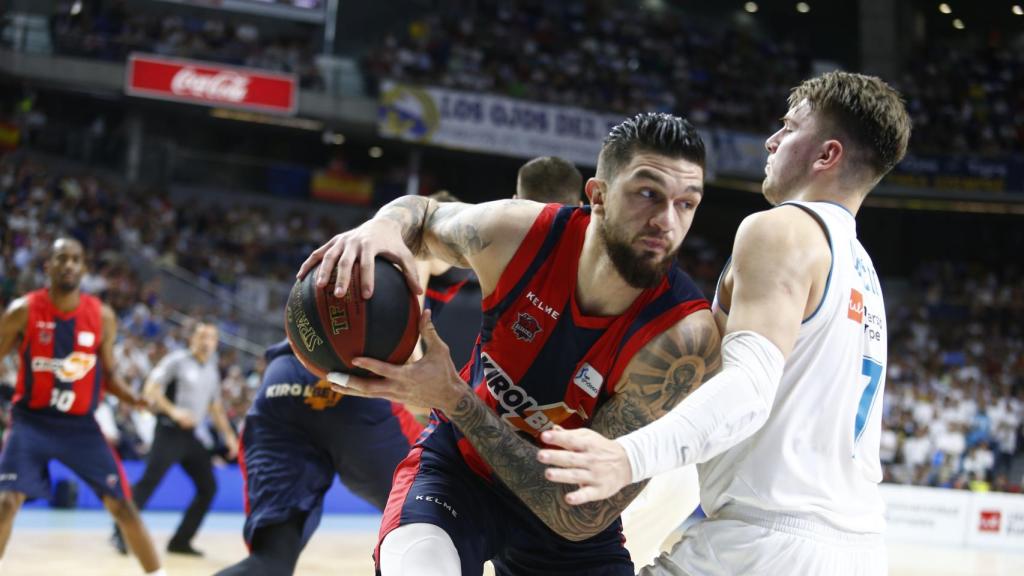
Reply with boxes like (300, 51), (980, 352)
(424, 203), (492, 267)
(448, 388), (635, 542)
(378, 196), (432, 255)
(448, 313), (720, 542)
(622, 316), (721, 413)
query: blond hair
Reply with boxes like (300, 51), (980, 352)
(789, 71), (911, 181)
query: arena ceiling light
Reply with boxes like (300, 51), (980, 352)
(952, 18), (965, 29)
(796, 2), (810, 14)
(744, 2), (758, 13)
(369, 146), (384, 158)
(1013, 5), (1023, 16)
(938, 3), (951, 15)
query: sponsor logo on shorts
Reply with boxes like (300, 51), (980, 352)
(31, 352), (97, 382)
(39, 330), (52, 345)
(265, 380), (344, 411)
(304, 379), (344, 410)
(0, 473), (17, 482)
(572, 364), (603, 398)
(979, 510), (1001, 533)
(106, 474), (119, 488)
(511, 312), (542, 343)
(848, 289), (864, 323)
(414, 494), (457, 518)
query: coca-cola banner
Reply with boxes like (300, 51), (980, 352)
(126, 53), (297, 115)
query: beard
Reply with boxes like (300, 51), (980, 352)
(598, 216), (677, 289)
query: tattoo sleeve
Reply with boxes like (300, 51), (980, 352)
(376, 196), (497, 266)
(377, 196), (432, 255)
(447, 314), (720, 542)
(423, 203), (493, 267)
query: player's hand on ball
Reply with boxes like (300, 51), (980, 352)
(537, 427), (634, 505)
(297, 217), (422, 300)
(327, 310), (463, 413)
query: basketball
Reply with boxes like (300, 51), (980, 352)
(284, 258), (421, 378)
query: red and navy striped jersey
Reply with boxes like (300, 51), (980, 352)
(424, 267), (473, 316)
(15, 289), (105, 417)
(421, 205), (710, 479)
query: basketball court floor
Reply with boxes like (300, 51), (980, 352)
(6, 509), (1024, 575)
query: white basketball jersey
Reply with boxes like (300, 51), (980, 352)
(701, 201), (887, 534)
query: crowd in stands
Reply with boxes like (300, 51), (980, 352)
(48, 0), (324, 88)
(881, 261), (1024, 493)
(0, 152), (268, 459)
(2, 145), (1023, 485)
(896, 40), (1024, 156)
(364, 0), (1024, 156)
(9, 0), (1020, 155)
(364, 0), (805, 133)
(0, 152), (341, 294)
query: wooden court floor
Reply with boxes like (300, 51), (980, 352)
(5, 510), (1024, 575)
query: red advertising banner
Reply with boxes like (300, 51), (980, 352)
(126, 54), (297, 115)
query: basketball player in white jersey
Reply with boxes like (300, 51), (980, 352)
(537, 71), (911, 575)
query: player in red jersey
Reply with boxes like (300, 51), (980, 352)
(0, 238), (165, 576)
(301, 113), (722, 575)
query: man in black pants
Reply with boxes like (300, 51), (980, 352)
(113, 321), (239, 556)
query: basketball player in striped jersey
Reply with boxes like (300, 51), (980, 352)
(0, 237), (165, 576)
(515, 155), (701, 569)
(301, 113), (721, 576)
(538, 71), (911, 576)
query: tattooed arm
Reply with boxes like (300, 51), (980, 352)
(447, 309), (720, 541)
(298, 196), (544, 299)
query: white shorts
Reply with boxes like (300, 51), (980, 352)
(638, 507), (887, 576)
(621, 465), (700, 570)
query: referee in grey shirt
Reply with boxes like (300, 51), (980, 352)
(114, 321), (239, 556)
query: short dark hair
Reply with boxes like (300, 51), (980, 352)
(597, 113), (705, 181)
(788, 71), (911, 181)
(428, 190), (460, 203)
(516, 156), (583, 204)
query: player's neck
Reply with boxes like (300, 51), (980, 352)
(48, 287), (81, 313)
(576, 227), (644, 317)
(788, 183), (863, 217)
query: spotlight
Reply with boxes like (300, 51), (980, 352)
(938, 3), (951, 14)
(369, 146), (383, 158)
(952, 18), (964, 29)
(744, 2), (758, 13)
(796, 2), (810, 14)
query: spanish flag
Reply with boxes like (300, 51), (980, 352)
(311, 169), (374, 205)
(0, 122), (19, 151)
